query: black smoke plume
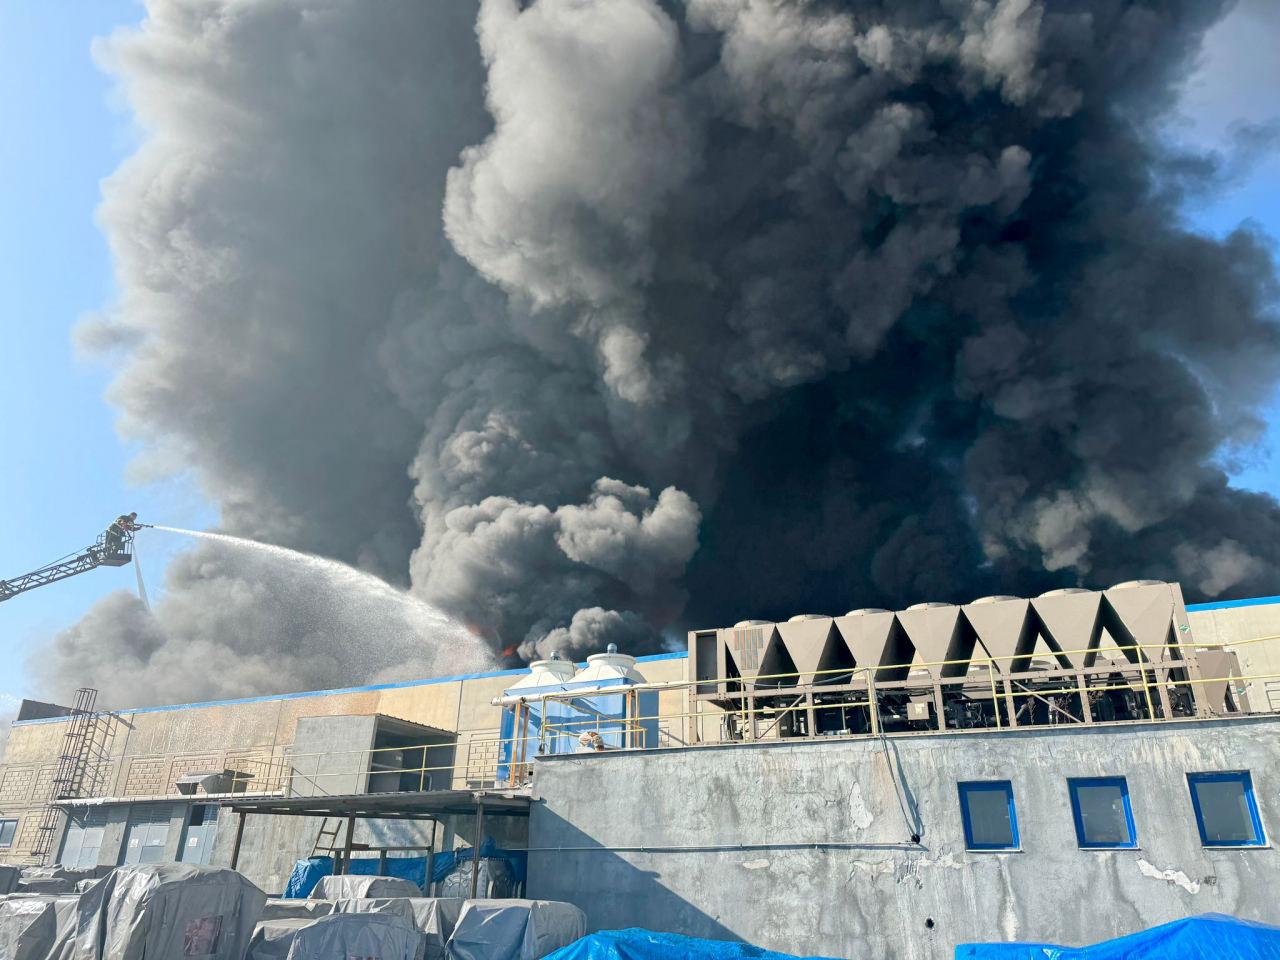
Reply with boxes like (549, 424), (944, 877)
(44, 0), (1280, 705)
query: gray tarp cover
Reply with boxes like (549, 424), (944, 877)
(74, 863), (266, 960)
(0, 895), (79, 960)
(260, 898), (336, 921)
(245, 918), (312, 960)
(310, 874), (421, 899)
(18, 868), (111, 896)
(330, 897), (465, 960)
(446, 900), (587, 960)
(0, 865), (20, 895)
(283, 912), (420, 960)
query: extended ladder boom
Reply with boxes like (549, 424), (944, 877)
(0, 531), (137, 604)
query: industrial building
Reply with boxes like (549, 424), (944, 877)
(2, 581), (1279, 959)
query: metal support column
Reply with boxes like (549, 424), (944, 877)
(867, 675), (879, 737)
(230, 811), (247, 871)
(1076, 671), (1094, 724)
(425, 820), (436, 897)
(341, 816), (356, 875)
(1002, 678), (1018, 728)
(470, 801), (485, 899)
(1155, 667), (1174, 719)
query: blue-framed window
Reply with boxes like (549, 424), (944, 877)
(1068, 777), (1137, 848)
(1187, 772), (1265, 847)
(958, 781), (1019, 850)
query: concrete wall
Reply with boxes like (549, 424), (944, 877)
(528, 716), (1280, 960)
(0, 654), (686, 865)
(289, 715), (378, 796)
(1189, 602), (1280, 711)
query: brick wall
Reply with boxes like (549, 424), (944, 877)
(124, 757), (168, 796)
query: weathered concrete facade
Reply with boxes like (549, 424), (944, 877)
(0, 654), (686, 878)
(529, 716), (1280, 959)
(0, 595), (1277, 943)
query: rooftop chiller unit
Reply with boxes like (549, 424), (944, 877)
(688, 581), (1250, 740)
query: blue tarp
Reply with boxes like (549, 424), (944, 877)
(283, 856), (333, 898)
(957, 914), (1280, 960)
(283, 841), (527, 898)
(542, 929), (840, 960)
(282, 854), (429, 898)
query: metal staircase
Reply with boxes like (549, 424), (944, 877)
(28, 688), (111, 864)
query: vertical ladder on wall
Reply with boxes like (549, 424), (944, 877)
(28, 688), (104, 865)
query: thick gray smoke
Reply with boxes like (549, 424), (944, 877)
(48, 0), (1280, 706)
(32, 544), (494, 709)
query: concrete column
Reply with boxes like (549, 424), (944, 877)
(163, 803), (189, 862)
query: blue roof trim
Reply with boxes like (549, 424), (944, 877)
(12, 649), (690, 726)
(636, 650), (688, 663)
(1186, 595), (1280, 612)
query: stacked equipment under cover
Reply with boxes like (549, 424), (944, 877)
(447, 899), (587, 960)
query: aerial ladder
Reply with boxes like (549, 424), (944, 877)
(0, 517), (150, 604)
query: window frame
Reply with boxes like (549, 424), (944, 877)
(1187, 771), (1266, 848)
(0, 818), (16, 848)
(1068, 776), (1138, 849)
(957, 780), (1020, 851)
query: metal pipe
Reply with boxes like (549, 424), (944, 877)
(518, 840), (922, 853)
(230, 811), (246, 870)
(470, 800), (485, 898)
(425, 821), (435, 897)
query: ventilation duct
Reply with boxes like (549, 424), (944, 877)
(833, 609), (913, 683)
(1102, 580), (1176, 664)
(1030, 588), (1103, 669)
(895, 603), (977, 679)
(962, 596), (1038, 675)
(776, 615), (837, 686)
(725, 620), (776, 685)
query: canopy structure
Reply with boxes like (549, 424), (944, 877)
(219, 789), (532, 898)
(220, 788), (530, 821)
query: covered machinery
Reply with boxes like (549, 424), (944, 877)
(689, 581), (1250, 739)
(0, 864), (266, 960)
(446, 899), (587, 960)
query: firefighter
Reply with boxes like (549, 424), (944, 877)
(105, 512), (141, 552)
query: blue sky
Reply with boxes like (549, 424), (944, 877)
(0, 2), (215, 711)
(0, 1), (1277, 710)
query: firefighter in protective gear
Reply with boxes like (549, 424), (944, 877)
(105, 512), (141, 552)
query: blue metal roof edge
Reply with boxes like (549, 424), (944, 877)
(1186, 594), (1280, 612)
(11, 649), (690, 726)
